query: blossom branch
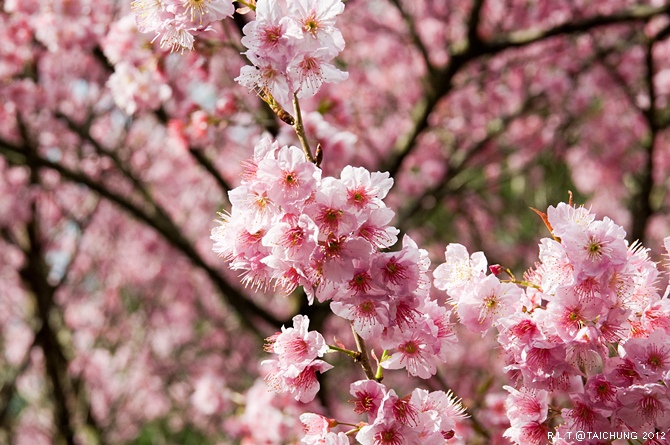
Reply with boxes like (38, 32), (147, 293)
(236, 0), (256, 12)
(465, 0), (485, 49)
(591, 34), (647, 112)
(50, 199), (101, 290)
(258, 88), (296, 126)
(350, 323), (379, 381)
(328, 343), (386, 381)
(374, 350), (388, 381)
(292, 93), (315, 163)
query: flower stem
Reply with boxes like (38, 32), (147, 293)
(336, 422), (359, 428)
(500, 279), (541, 289)
(236, 0), (256, 12)
(292, 93), (315, 163)
(344, 427), (361, 436)
(328, 344), (360, 360)
(375, 350), (389, 381)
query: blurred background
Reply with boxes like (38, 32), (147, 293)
(1, 0), (669, 443)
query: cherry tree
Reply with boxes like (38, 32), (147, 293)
(1, 0), (670, 444)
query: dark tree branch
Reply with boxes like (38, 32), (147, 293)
(51, 199), (101, 290)
(14, 204), (109, 445)
(56, 112), (158, 205)
(19, 151), (76, 445)
(466, 0), (485, 50)
(189, 147), (233, 195)
(149, 108), (236, 195)
(593, 39), (645, 112)
(382, 3), (670, 178)
(630, 29), (662, 244)
(396, 94), (539, 233)
(481, 4), (670, 55)
(387, 0), (435, 74)
(0, 138), (282, 335)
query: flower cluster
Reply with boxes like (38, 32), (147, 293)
(263, 315), (331, 403)
(211, 137), (457, 382)
(236, 0), (348, 110)
(106, 59), (173, 115)
(131, 0), (234, 52)
(435, 202), (670, 444)
(300, 380), (468, 444)
(102, 14), (175, 115)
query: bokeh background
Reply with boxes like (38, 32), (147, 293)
(1, 0), (669, 443)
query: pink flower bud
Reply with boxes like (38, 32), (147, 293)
(489, 264), (504, 275)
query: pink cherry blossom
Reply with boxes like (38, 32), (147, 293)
(300, 413), (332, 444)
(7, 1), (670, 443)
(349, 380), (386, 422)
(257, 145), (321, 208)
(269, 314), (328, 368)
(264, 358), (333, 403)
(615, 383), (670, 430)
(409, 388), (468, 434)
(132, 0), (234, 52)
(380, 314), (450, 379)
(433, 243), (488, 296)
(330, 294), (391, 340)
(503, 385), (549, 425)
(340, 165), (393, 213)
(456, 274), (523, 335)
(286, 0), (345, 52)
(559, 394), (611, 436)
(583, 374), (619, 411)
(561, 216), (628, 277)
(619, 330), (670, 382)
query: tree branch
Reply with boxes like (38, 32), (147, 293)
(382, 3), (670, 178)
(466, 0), (485, 50)
(481, 4), (670, 55)
(630, 29), (662, 244)
(19, 158), (76, 445)
(189, 147), (233, 195)
(387, 0), (434, 74)
(396, 94), (540, 232)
